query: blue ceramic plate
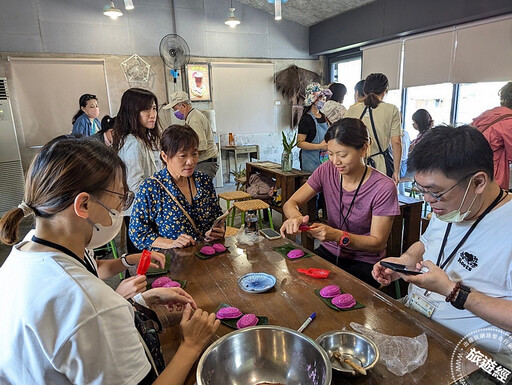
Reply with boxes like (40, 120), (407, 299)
(238, 272), (276, 293)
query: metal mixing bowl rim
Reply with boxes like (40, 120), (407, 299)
(316, 330), (380, 372)
(196, 325), (333, 385)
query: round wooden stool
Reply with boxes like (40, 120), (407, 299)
(218, 190), (251, 226)
(233, 199), (274, 230)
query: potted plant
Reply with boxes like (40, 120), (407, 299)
(281, 131), (298, 172)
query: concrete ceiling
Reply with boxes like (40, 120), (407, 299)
(237, 0), (376, 27)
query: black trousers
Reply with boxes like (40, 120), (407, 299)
(314, 245), (380, 288)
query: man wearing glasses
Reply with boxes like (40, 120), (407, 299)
(373, 125), (512, 358)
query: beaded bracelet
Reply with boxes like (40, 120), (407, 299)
(445, 281), (461, 302)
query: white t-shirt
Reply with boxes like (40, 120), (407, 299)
(0, 240), (151, 384)
(408, 199), (512, 351)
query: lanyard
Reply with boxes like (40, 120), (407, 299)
(339, 166), (367, 231)
(436, 189), (504, 269)
(31, 235), (98, 277)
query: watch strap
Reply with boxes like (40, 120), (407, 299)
(451, 285), (471, 310)
(121, 254), (135, 268)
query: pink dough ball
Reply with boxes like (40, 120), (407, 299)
(236, 313), (259, 329)
(162, 280), (181, 288)
(212, 243), (227, 253)
(287, 249), (305, 259)
(319, 284), (341, 298)
(200, 246), (216, 255)
(216, 307), (243, 319)
(151, 277), (172, 288)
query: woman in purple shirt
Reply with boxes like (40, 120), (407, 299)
(281, 118), (400, 287)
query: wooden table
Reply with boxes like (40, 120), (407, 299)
(245, 161), (316, 250)
(152, 237), (475, 385)
(221, 145), (260, 182)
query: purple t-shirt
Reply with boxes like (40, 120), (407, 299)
(307, 161), (400, 264)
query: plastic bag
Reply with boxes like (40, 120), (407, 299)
(234, 225), (264, 246)
(350, 322), (428, 376)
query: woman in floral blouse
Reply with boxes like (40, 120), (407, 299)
(129, 125), (224, 250)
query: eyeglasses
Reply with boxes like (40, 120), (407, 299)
(98, 189), (135, 211)
(412, 173), (475, 202)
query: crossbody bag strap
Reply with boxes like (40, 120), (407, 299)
(479, 114), (512, 134)
(151, 177), (199, 233)
(360, 107), (385, 156)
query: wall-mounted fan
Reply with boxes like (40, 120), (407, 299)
(159, 34), (190, 83)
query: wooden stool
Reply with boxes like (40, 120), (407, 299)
(234, 176), (247, 191)
(233, 199), (274, 230)
(218, 191), (251, 226)
(225, 226), (239, 237)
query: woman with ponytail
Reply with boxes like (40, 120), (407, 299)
(346, 73), (402, 184)
(0, 136), (219, 384)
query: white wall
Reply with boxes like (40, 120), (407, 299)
(0, 0), (320, 177)
(0, 0), (312, 59)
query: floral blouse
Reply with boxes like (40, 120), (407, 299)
(129, 168), (223, 250)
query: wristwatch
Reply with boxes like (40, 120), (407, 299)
(121, 253), (135, 268)
(451, 285), (471, 310)
(339, 231), (350, 247)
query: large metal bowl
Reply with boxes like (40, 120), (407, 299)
(197, 325), (332, 385)
(316, 330), (379, 376)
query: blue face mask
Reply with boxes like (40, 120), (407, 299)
(174, 109), (185, 120)
(316, 100), (325, 110)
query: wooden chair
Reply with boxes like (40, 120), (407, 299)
(218, 190), (251, 226)
(233, 199), (274, 230)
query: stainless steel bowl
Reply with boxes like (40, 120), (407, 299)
(197, 325), (332, 385)
(316, 330), (379, 376)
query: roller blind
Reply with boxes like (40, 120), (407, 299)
(451, 18), (512, 83)
(361, 41), (401, 90)
(211, 62), (274, 134)
(402, 30), (455, 88)
(9, 57), (110, 147)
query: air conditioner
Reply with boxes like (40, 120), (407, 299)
(0, 78), (25, 216)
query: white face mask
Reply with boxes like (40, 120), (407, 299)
(86, 205), (124, 249)
(436, 179), (477, 223)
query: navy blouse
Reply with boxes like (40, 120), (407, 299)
(129, 168), (223, 250)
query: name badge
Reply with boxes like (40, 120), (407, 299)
(409, 292), (437, 318)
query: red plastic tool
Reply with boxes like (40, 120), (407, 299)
(299, 224), (311, 232)
(297, 268), (330, 279)
(136, 250), (152, 275)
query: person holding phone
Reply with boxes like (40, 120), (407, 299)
(0, 136), (220, 384)
(372, 125), (512, 355)
(280, 118), (400, 287)
(129, 125), (224, 250)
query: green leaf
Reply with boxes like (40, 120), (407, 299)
(272, 243), (313, 259)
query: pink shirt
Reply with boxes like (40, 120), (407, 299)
(472, 106), (512, 190)
(307, 161), (400, 264)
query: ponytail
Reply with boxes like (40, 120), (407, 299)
(0, 207), (27, 246)
(363, 73), (389, 109)
(72, 110), (84, 124)
(364, 93), (381, 109)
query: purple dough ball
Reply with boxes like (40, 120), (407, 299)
(287, 249), (305, 259)
(200, 246), (216, 255)
(151, 277), (172, 288)
(332, 293), (356, 309)
(212, 243), (226, 253)
(216, 307), (243, 319)
(236, 313), (259, 329)
(162, 280), (181, 288)
(319, 284), (341, 298)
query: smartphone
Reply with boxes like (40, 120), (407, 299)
(259, 228), (282, 240)
(380, 261), (423, 275)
